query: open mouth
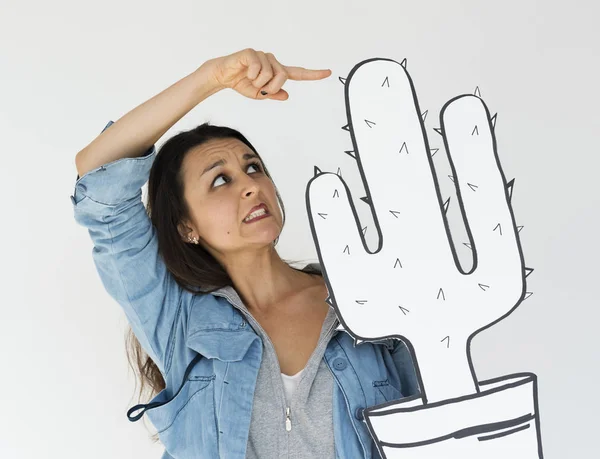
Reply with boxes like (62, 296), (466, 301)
(243, 205), (270, 223)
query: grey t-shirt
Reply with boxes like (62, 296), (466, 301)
(245, 305), (338, 459)
(228, 263), (339, 459)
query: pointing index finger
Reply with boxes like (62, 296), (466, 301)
(284, 66), (332, 81)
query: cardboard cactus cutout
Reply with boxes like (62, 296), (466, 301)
(305, 58), (544, 458)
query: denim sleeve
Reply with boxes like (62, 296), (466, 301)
(71, 120), (182, 376)
(392, 339), (420, 397)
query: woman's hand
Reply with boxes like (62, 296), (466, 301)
(206, 48), (332, 101)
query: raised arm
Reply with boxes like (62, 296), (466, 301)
(75, 61), (222, 178)
(71, 60), (224, 377)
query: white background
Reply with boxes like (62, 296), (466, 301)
(2, 0), (598, 457)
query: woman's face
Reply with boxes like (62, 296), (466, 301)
(178, 137), (282, 258)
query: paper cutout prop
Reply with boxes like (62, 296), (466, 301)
(306, 58), (544, 458)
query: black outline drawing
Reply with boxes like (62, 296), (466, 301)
(305, 58), (544, 458)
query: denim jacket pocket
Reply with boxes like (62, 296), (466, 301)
(147, 375), (215, 433)
(185, 329), (259, 362)
(145, 373), (218, 458)
(373, 379), (403, 405)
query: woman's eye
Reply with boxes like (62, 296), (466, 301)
(212, 163), (262, 188)
(247, 163), (261, 173)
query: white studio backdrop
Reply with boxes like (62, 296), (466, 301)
(1, 0), (598, 457)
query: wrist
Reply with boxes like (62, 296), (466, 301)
(191, 60), (224, 99)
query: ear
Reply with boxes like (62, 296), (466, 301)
(177, 221), (194, 241)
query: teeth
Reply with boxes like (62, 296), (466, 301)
(244, 208), (267, 221)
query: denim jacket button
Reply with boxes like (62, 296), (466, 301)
(355, 407), (364, 421)
(333, 357), (347, 371)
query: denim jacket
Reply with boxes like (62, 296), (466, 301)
(71, 121), (420, 459)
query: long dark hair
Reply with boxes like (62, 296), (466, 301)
(124, 121), (320, 441)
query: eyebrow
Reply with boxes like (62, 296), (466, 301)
(200, 152), (261, 178)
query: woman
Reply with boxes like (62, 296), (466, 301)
(72, 48), (419, 459)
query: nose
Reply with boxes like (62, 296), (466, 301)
(240, 173), (261, 197)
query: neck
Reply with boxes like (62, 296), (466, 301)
(219, 246), (316, 315)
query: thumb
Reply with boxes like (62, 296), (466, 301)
(260, 88), (289, 101)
